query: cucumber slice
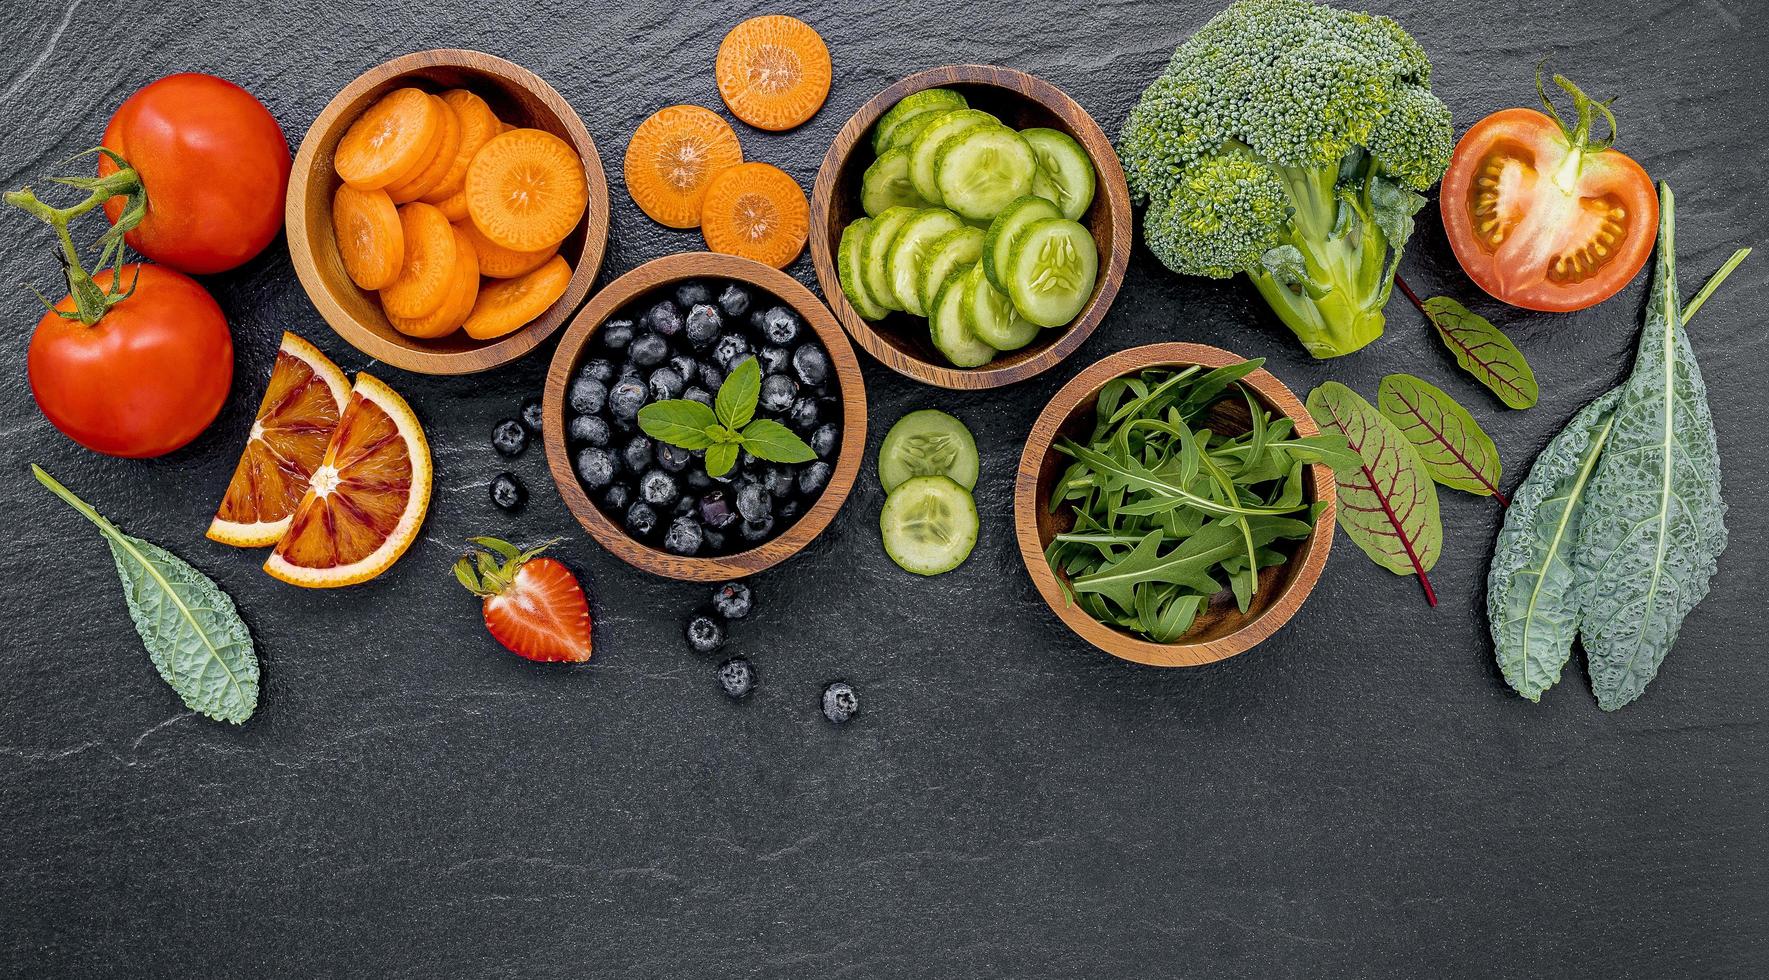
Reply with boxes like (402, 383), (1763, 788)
(883, 111), (941, 152)
(908, 109), (999, 204)
(861, 207), (917, 313)
(918, 226), (984, 312)
(932, 126), (1036, 222)
(879, 409), (979, 492)
(928, 264), (996, 368)
(982, 195), (1060, 290)
(1004, 218), (1098, 328)
(880, 475), (979, 576)
(961, 264), (1038, 351)
(1021, 128), (1096, 220)
(872, 88), (968, 154)
(884, 209), (965, 317)
(861, 148), (931, 217)
(837, 218), (890, 321)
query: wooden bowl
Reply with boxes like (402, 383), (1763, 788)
(287, 49), (609, 375)
(1015, 343), (1337, 667)
(809, 65), (1131, 390)
(543, 252), (867, 581)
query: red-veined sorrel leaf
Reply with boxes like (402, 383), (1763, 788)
(1377, 373), (1508, 505)
(1394, 277), (1538, 409)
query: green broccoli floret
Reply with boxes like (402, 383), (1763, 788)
(1119, 0), (1453, 358)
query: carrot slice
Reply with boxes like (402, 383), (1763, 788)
(332, 184), (404, 290)
(387, 96), (461, 203)
(389, 225), (480, 338)
(461, 255), (572, 340)
(421, 89), (501, 206)
(465, 128), (588, 252)
(378, 202), (457, 319)
(334, 88), (441, 190)
(715, 15), (831, 132)
(699, 162), (809, 269)
(624, 105), (744, 229)
(456, 219), (557, 279)
(434, 188), (469, 223)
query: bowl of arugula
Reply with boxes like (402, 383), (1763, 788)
(1014, 343), (1345, 666)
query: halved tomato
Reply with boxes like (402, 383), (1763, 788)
(1441, 73), (1657, 313)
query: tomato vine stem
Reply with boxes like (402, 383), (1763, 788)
(4, 147), (146, 326)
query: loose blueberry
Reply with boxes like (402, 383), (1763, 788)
(568, 376), (608, 415)
(821, 682), (860, 724)
(576, 447), (618, 487)
(809, 423), (839, 458)
(656, 442), (692, 473)
(623, 436), (655, 474)
(626, 501), (659, 537)
(675, 281), (714, 309)
(712, 334), (751, 373)
(698, 361), (726, 393)
(569, 414), (611, 447)
(520, 396), (546, 434)
(757, 344), (790, 376)
(684, 304), (722, 348)
(648, 366), (685, 401)
(683, 386), (713, 408)
(599, 319), (635, 351)
(759, 374), (798, 414)
(757, 306), (800, 345)
(792, 344), (830, 387)
(788, 395), (821, 431)
(580, 358), (616, 384)
(603, 482), (632, 512)
(640, 468), (678, 507)
(699, 489), (738, 528)
(711, 581), (752, 619)
(798, 461), (832, 496)
(642, 300), (684, 337)
(716, 657), (755, 699)
(735, 481), (771, 523)
(738, 514), (775, 542)
(489, 472), (526, 510)
(629, 332), (669, 367)
(492, 419), (528, 457)
(608, 379), (648, 420)
(685, 613), (726, 653)
(663, 516), (703, 555)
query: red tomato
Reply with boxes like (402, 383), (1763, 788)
(29, 264), (233, 458)
(97, 73), (291, 275)
(1440, 77), (1657, 313)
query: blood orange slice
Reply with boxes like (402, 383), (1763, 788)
(263, 373), (432, 588)
(208, 332), (351, 547)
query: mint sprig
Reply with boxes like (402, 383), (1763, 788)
(638, 357), (815, 477)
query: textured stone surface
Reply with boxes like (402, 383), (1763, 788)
(2, 1), (1766, 976)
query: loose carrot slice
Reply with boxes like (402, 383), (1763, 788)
(389, 225), (480, 338)
(715, 15), (831, 132)
(465, 128), (588, 252)
(334, 87), (441, 190)
(332, 184), (404, 290)
(461, 255), (572, 340)
(387, 96), (461, 203)
(699, 162), (809, 269)
(379, 202), (457, 319)
(456, 219), (557, 279)
(624, 105), (744, 229)
(421, 89), (500, 206)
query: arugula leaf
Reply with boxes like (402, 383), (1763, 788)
(638, 399), (720, 450)
(738, 418), (815, 464)
(716, 357), (761, 431)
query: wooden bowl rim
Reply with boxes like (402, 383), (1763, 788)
(543, 252), (868, 581)
(808, 64), (1132, 390)
(1013, 342), (1338, 667)
(286, 48), (610, 376)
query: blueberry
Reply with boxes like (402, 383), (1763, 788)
(789, 395), (821, 431)
(492, 419), (528, 457)
(623, 436), (655, 474)
(520, 396), (546, 434)
(809, 423), (839, 458)
(716, 657), (755, 699)
(640, 468), (678, 507)
(648, 366), (685, 401)
(685, 613), (726, 653)
(702, 528), (727, 552)
(599, 319), (635, 351)
(626, 501), (659, 537)
(580, 358), (616, 384)
(717, 283), (751, 318)
(675, 281), (714, 309)
(685, 468), (713, 491)
(798, 461), (832, 496)
(757, 306), (800, 345)
(684, 304), (722, 348)
(568, 376), (608, 415)
(668, 353), (697, 382)
(711, 581), (752, 620)
(792, 345), (830, 387)
(762, 465), (796, 499)
(698, 361), (726, 393)
(576, 447), (618, 487)
(674, 494), (697, 516)
(603, 483), (632, 512)
(663, 516), (703, 555)
(821, 681), (860, 724)
(568, 414), (611, 447)
(759, 374), (798, 414)
(757, 344), (791, 376)
(489, 472), (526, 510)
(778, 497), (802, 521)
(683, 386), (713, 408)
(735, 481), (771, 523)
(712, 334), (751, 373)
(656, 442), (692, 473)
(618, 360), (643, 383)
(642, 300), (684, 337)
(608, 379), (648, 420)
(629, 332), (669, 367)
(738, 514), (775, 542)
(698, 489), (738, 528)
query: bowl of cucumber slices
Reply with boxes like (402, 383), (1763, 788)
(810, 65), (1131, 389)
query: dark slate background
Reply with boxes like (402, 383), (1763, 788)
(2, 1), (1764, 976)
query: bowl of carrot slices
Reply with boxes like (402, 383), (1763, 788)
(288, 49), (609, 375)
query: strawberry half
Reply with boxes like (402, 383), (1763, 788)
(454, 537), (592, 663)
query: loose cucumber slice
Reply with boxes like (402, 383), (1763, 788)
(1021, 128), (1096, 220)
(908, 109), (999, 204)
(1004, 218), (1098, 328)
(928, 264), (996, 368)
(879, 409), (979, 492)
(982, 195), (1060, 290)
(932, 126), (1036, 223)
(861, 148), (931, 217)
(918, 226), (984, 312)
(861, 206), (917, 313)
(880, 475), (979, 576)
(884, 208), (965, 317)
(961, 264), (1038, 351)
(872, 88), (968, 154)
(838, 218), (890, 321)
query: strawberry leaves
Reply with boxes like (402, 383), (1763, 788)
(1377, 373), (1507, 504)
(639, 356), (813, 477)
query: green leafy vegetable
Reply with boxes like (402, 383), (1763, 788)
(1377, 373), (1507, 503)
(1394, 277), (1539, 409)
(33, 465), (258, 724)
(638, 356), (814, 477)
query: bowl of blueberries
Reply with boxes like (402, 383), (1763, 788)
(543, 252), (867, 580)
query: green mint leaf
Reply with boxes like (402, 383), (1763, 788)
(716, 357), (761, 431)
(708, 424), (743, 444)
(739, 418), (816, 464)
(638, 400), (719, 450)
(705, 441), (739, 478)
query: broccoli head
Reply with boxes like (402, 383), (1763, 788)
(1119, 0), (1453, 358)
